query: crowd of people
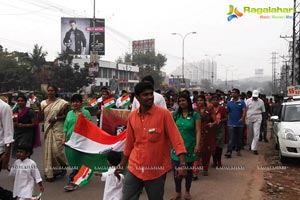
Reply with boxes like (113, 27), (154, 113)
(0, 75), (279, 200)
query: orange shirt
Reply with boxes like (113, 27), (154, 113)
(124, 104), (186, 181)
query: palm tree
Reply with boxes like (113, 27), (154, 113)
(29, 44), (48, 88)
(29, 44), (47, 73)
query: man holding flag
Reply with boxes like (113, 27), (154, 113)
(116, 82), (187, 200)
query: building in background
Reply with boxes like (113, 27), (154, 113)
(255, 68), (264, 78)
(72, 57), (139, 94)
(171, 58), (217, 88)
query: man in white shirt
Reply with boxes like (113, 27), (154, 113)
(0, 98), (14, 198)
(131, 75), (167, 111)
(0, 98), (14, 171)
(245, 90), (265, 155)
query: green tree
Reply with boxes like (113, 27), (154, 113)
(124, 53), (132, 63)
(131, 51), (167, 88)
(50, 54), (92, 92)
(28, 44), (48, 88)
(0, 50), (37, 92)
(29, 44), (48, 73)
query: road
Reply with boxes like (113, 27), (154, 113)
(1, 125), (267, 200)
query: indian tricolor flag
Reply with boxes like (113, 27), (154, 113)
(88, 98), (98, 108)
(103, 97), (115, 109)
(120, 94), (130, 107)
(72, 165), (94, 187)
(64, 113), (126, 184)
(30, 95), (38, 104)
(65, 114), (126, 154)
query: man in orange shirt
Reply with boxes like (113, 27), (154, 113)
(116, 82), (187, 200)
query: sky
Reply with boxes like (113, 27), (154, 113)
(0, 0), (294, 81)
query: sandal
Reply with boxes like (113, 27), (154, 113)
(170, 193), (181, 200)
(45, 177), (54, 182)
(202, 171), (208, 176)
(64, 183), (78, 191)
(184, 193), (192, 200)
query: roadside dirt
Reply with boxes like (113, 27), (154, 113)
(261, 134), (300, 200)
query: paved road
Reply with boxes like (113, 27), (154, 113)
(1, 124), (268, 200)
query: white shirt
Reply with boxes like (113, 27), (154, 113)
(0, 99), (14, 154)
(131, 91), (167, 111)
(9, 158), (42, 198)
(97, 97), (103, 103)
(116, 96), (122, 108)
(101, 167), (124, 200)
(245, 97), (265, 122)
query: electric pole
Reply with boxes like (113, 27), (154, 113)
(271, 52), (278, 94)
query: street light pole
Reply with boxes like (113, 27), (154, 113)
(205, 54), (221, 88)
(172, 32), (197, 87)
(225, 66), (234, 92)
(225, 69), (228, 91)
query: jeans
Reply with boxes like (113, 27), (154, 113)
(172, 160), (193, 193)
(227, 126), (244, 153)
(122, 170), (166, 200)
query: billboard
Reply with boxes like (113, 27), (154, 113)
(61, 17), (105, 55)
(132, 39), (155, 55)
(287, 85), (300, 96)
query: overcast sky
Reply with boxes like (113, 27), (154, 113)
(0, 0), (294, 80)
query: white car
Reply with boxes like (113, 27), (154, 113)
(271, 97), (300, 163)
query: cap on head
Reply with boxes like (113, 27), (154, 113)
(252, 90), (259, 97)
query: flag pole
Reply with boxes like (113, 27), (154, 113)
(99, 106), (103, 129)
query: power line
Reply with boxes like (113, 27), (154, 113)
(4, 0), (183, 65)
(0, 36), (34, 49)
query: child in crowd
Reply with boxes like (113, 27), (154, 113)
(9, 144), (44, 200)
(94, 151), (124, 200)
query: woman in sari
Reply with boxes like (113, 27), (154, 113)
(193, 95), (216, 178)
(39, 85), (69, 182)
(211, 95), (227, 168)
(12, 95), (37, 157)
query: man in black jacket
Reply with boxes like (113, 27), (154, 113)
(63, 19), (87, 55)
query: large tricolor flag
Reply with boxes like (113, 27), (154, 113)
(120, 94), (130, 107)
(64, 114), (126, 184)
(65, 114), (126, 154)
(88, 98), (98, 109)
(103, 97), (115, 109)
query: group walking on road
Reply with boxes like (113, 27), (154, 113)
(0, 74), (275, 200)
